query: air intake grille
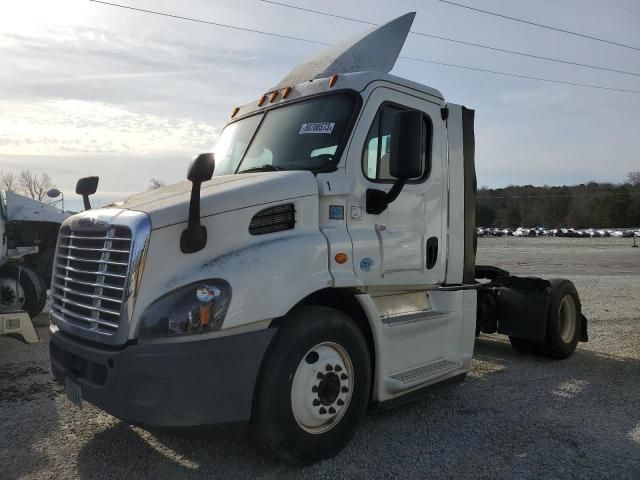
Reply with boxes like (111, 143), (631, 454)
(50, 225), (131, 335)
(249, 203), (295, 235)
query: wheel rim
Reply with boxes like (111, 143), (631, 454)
(0, 276), (25, 310)
(558, 294), (577, 343)
(291, 342), (354, 434)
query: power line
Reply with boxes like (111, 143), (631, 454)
(398, 56), (640, 94)
(261, 0), (640, 78)
(89, 1), (640, 95)
(88, 0), (329, 45)
(438, 0), (640, 52)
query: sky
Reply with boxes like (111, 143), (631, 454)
(1, 0), (639, 211)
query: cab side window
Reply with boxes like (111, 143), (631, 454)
(362, 104), (431, 182)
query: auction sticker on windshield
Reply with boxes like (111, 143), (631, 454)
(299, 122), (335, 134)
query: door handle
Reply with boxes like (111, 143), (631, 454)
(426, 237), (438, 269)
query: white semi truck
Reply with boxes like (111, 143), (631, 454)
(1, 190), (69, 318)
(49, 14), (587, 464)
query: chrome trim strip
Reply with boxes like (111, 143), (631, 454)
(55, 263), (127, 279)
(53, 273), (125, 291)
(60, 244), (129, 254)
(57, 253), (129, 266)
(52, 284), (123, 303)
(50, 309), (118, 332)
(60, 234), (132, 242)
(51, 293), (121, 316)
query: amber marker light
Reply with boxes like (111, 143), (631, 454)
(231, 106), (240, 118)
(335, 253), (348, 264)
(269, 90), (279, 103)
(258, 94), (267, 106)
(328, 74), (338, 87)
(282, 86), (292, 99)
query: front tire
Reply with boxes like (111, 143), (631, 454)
(0, 265), (45, 318)
(251, 306), (371, 465)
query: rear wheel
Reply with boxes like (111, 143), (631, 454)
(509, 279), (582, 359)
(542, 279), (582, 359)
(251, 306), (371, 465)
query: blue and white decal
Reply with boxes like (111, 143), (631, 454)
(329, 205), (344, 220)
(359, 257), (375, 272)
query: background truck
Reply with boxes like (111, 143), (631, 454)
(0, 190), (69, 318)
(49, 13), (587, 465)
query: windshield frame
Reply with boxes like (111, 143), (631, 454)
(225, 89), (362, 175)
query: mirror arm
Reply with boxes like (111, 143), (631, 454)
(82, 195), (91, 211)
(180, 180), (207, 253)
(366, 179), (407, 215)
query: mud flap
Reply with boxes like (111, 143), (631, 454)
(479, 275), (551, 341)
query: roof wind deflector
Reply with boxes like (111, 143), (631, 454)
(274, 12), (416, 88)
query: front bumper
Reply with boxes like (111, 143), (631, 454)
(49, 328), (276, 428)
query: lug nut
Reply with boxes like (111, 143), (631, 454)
(319, 407), (327, 414)
(312, 385), (318, 393)
(335, 365), (342, 372)
(340, 373), (348, 380)
(326, 364), (333, 371)
(341, 386), (349, 393)
(313, 399), (320, 406)
(317, 372), (325, 380)
(328, 407), (336, 414)
(337, 399), (344, 406)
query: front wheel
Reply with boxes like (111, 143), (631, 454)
(0, 265), (45, 318)
(251, 306), (371, 465)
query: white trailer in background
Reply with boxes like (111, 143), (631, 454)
(49, 14), (587, 464)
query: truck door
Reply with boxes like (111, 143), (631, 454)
(346, 87), (446, 287)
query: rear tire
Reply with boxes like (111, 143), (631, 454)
(251, 305), (371, 465)
(508, 279), (582, 360)
(542, 279), (582, 359)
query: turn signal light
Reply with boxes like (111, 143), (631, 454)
(328, 74), (338, 87)
(335, 253), (348, 264)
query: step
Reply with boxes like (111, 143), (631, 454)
(385, 359), (461, 393)
(381, 310), (449, 327)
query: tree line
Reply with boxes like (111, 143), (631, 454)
(1, 170), (55, 202)
(477, 171), (640, 228)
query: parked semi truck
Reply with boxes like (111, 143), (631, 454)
(49, 14), (587, 465)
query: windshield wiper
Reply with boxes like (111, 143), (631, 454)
(238, 164), (285, 174)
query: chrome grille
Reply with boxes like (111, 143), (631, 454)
(51, 225), (132, 335)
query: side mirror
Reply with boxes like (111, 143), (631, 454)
(75, 176), (99, 211)
(366, 111), (424, 215)
(389, 110), (424, 180)
(181, 153), (215, 253)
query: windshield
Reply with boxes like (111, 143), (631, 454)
(213, 93), (357, 175)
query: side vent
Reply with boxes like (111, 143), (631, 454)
(249, 203), (296, 235)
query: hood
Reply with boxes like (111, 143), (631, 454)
(5, 191), (71, 223)
(114, 171), (319, 229)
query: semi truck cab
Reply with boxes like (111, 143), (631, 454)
(49, 13), (586, 464)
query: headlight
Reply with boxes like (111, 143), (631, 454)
(138, 279), (231, 339)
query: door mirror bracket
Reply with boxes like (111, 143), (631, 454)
(366, 110), (423, 215)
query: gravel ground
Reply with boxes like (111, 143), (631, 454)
(1, 237), (639, 479)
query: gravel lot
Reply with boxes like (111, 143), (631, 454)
(1, 237), (639, 479)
